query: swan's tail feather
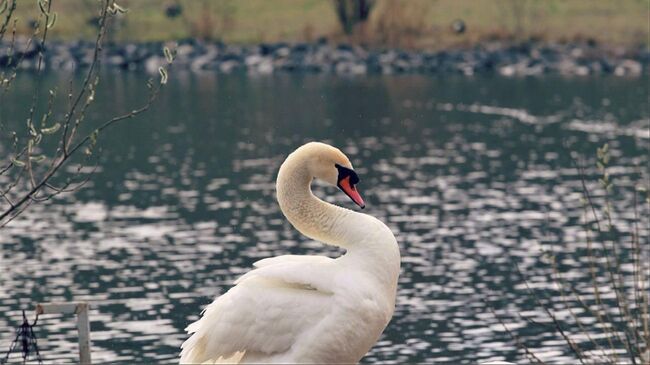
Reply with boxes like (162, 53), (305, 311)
(210, 351), (245, 364)
(179, 333), (206, 364)
(180, 332), (245, 364)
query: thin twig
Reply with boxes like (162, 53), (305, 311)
(513, 260), (587, 365)
(483, 297), (546, 365)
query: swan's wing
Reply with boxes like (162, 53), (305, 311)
(252, 254), (333, 268)
(180, 260), (336, 364)
(238, 256), (336, 292)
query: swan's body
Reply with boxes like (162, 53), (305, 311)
(180, 142), (401, 364)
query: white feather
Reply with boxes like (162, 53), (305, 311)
(180, 143), (401, 364)
(181, 261), (333, 363)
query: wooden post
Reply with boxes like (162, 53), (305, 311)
(75, 302), (91, 364)
(36, 302), (92, 365)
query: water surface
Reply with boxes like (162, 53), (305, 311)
(1, 72), (648, 364)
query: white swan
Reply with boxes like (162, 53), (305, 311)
(180, 142), (401, 364)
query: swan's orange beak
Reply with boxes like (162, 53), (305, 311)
(335, 163), (365, 209)
(338, 175), (365, 209)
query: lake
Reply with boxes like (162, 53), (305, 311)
(0, 71), (648, 364)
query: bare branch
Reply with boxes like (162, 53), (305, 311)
(482, 297), (546, 365)
(60, 0), (110, 156)
(0, 0), (171, 226)
(0, 0), (16, 42)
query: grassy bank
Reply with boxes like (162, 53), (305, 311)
(9, 0), (650, 49)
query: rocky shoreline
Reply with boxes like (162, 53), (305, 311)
(1, 38), (647, 77)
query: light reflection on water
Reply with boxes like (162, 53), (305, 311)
(0, 72), (648, 364)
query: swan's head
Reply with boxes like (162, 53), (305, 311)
(298, 142), (365, 209)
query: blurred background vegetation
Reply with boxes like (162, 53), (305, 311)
(10, 0), (649, 49)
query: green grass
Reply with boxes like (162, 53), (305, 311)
(8, 0), (649, 49)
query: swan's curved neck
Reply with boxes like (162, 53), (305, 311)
(276, 149), (401, 294)
(276, 154), (353, 248)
